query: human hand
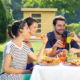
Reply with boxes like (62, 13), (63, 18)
(54, 40), (63, 48)
(36, 33), (44, 38)
(41, 35), (48, 44)
(69, 32), (79, 42)
(69, 48), (78, 53)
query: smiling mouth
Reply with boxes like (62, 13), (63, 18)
(59, 30), (64, 32)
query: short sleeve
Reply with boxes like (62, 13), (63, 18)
(3, 42), (14, 58)
(6, 45), (11, 54)
(6, 43), (15, 57)
(30, 48), (34, 52)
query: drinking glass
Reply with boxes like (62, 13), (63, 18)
(67, 33), (73, 43)
(60, 54), (66, 63)
(60, 57), (66, 63)
(61, 37), (66, 48)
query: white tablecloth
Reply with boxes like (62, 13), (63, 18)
(30, 63), (80, 80)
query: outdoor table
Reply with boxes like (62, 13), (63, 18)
(30, 63), (80, 80)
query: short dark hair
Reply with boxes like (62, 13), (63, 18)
(23, 17), (38, 27)
(53, 15), (66, 26)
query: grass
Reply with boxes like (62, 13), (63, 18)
(31, 42), (43, 54)
(0, 40), (43, 73)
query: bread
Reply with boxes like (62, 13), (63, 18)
(36, 33), (44, 38)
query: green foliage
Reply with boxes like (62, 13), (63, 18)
(10, 0), (39, 20)
(0, 0), (7, 43)
(65, 25), (73, 32)
(0, 0), (12, 44)
(22, 0), (80, 19)
(69, 22), (80, 35)
(2, 0), (12, 24)
(11, 0), (23, 20)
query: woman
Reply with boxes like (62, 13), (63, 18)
(23, 17), (39, 70)
(1, 20), (48, 80)
(23, 17), (63, 70)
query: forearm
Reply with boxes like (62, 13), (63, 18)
(44, 48), (52, 55)
(76, 49), (80, 53)
(76, 38), (80, 43)
(77, 53), (80, 57)
(47, 45), (57, 57)
(3, 67), (31, 74)
(37, 43), (46, 61)
(76, 50), (80, 57)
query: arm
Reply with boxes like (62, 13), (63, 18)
(28, 35), (48, 62)
(3, 54), (31, 74)
(70, 39), (80, 57)
(45, 45), (57, 57)
(69, 48), (80, 53)
(45, 40), (63, 57)
(28, 43), (46, 62)
(69, 32), (80, 43)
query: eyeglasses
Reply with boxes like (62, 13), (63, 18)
(18, 20), (26, 29)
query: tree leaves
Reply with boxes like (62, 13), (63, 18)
(22, 0), (80, 19)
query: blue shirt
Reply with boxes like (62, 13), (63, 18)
(46, 30), (80, 51)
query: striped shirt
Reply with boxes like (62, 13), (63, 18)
(1, 41), (31, 80)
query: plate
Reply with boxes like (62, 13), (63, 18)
(63, 62), (80, 66)
(38, 62), (59, 66)
(38, 57), (61, 66)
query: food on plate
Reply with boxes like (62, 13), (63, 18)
(65, 58), (80, 66)
(36, 33), (44, 38)
(66, 62), (71, 65)
(45, 57), (53, 62)
(54, 58), (60, 63)
(39, 57), (61, 66)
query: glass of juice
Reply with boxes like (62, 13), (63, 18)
(60, 57), (65, 63)
(67, 33), (74, 43)
(60, 54), (66, 63)
(61, 37), (66, 48)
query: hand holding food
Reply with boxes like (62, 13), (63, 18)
(41, 35), (48, 44)
(36, 33), (44, 38)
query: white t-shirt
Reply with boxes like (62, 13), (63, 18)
(1, 41), (31, 80)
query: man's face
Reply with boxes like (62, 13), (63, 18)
(54, 20), (65, 35)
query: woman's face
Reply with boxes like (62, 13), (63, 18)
(28, 22), (38, 36)
(22, 23), (30, 40)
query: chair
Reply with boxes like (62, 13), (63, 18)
(22, 74), (31, 80)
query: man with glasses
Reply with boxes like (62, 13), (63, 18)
(45, 15), (80, 57)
